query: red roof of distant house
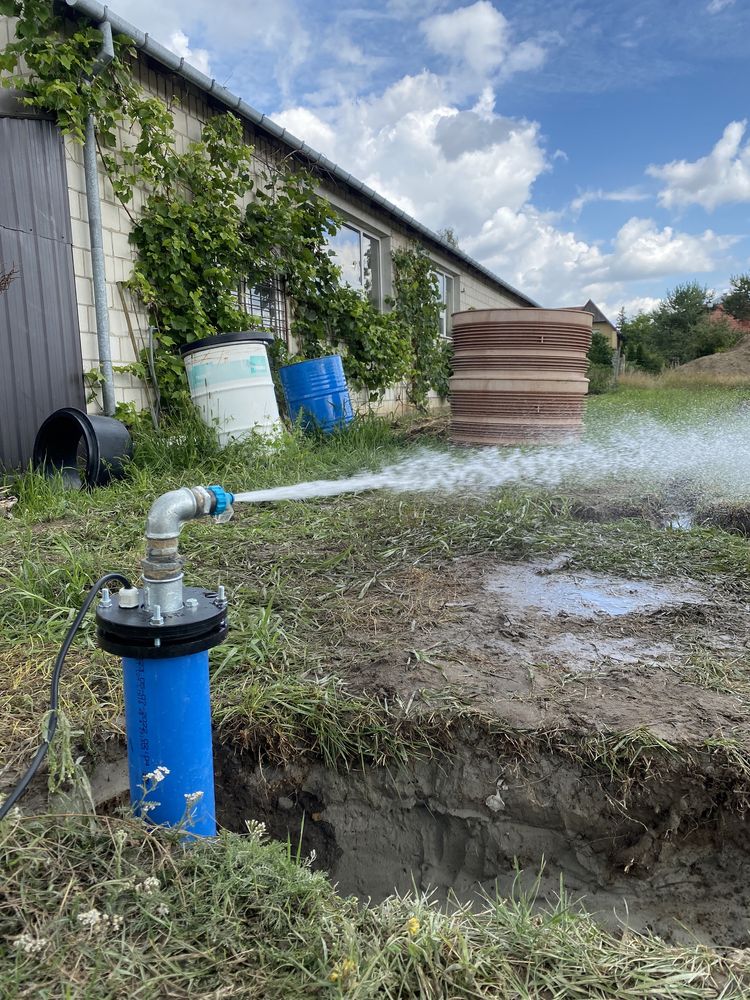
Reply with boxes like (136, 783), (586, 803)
(710, 304), (750, 333)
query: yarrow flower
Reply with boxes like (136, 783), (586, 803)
(245, 819), (267, 842)
(156, 903), (170, 917)
(135, 877), (160, 896)
(143, 766), (170, 785)
(302, 848), (317, 869)
(12, 933), (48, 955)
(76, 907), (123, 933)
(184, 791), (204, 807)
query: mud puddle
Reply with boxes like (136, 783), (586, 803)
(485, 562), (704, 618)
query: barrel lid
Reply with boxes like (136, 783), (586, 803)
(179, 330), (275, 356)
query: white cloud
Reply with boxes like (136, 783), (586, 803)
(109, 0), (310, 98)
(421, 1), (545, 79)
(608, 217), (736, 279)
(464, 211), (733, 306)
(618, 296), (661, 316)
(570, 186), (649, 217)
(167, 30), (211, 77)
(647, 120), (750, 211)
(707, 0), (735, 12)
(276, 75), (545, 232)
(276, 64), (736, 312)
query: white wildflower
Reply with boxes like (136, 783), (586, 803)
(77, 908), (104, 931)
(12, 933), (48, 955)
(135, 876), (160, 896)
(114, 829), (128, 846)
(77, 907), (124, 933)
(156, 903), (170, 917)
(184, 791), (204, 807)
(245, 819), (267, 842)
(142, 765), (170, 785)
(140, 801), (160, 814)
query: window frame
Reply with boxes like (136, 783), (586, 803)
(235, 275), (289, 345)
(434, 267), (458, 339)
(327, 218), (384, 311)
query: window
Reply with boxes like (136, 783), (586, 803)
(435, 270), (455, 338)
(236, 277), (288, 343)
(327, 223), (381, 308)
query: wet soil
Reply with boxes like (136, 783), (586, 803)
(334, 554), (750, 745)
(214, 548), (750, 947)
(85, 496), (750, 949)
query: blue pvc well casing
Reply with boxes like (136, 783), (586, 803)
(122, 650), (217, 838)
(279, 355), (354, 434)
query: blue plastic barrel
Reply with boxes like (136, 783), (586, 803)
(122, 651), (216, 838)
(279, 355), (354, 433)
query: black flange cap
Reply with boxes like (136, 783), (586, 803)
(96, 587), (228, 659)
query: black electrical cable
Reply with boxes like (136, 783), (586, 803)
(0, 572), (132, 821)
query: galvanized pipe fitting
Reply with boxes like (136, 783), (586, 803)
(142, 486), (221, 613)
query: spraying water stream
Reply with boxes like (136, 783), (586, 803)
(233, 414), (750, 507)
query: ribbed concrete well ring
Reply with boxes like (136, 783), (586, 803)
(449, 308), (593, 446)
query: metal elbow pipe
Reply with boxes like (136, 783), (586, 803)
(145, 486), (213, 543)
(142, 486), (233, 613)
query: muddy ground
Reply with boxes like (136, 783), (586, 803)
(214, 503), (750, 947)
(72, 483), (750, 948)
(335, 550), (749, 745)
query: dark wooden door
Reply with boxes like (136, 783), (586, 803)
(0, 115), (84, 469)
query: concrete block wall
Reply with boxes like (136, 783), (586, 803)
(459, 272), (521, 311)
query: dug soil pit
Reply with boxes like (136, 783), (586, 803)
(217, 555), (750, 947)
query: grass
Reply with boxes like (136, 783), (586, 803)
(1, 810), (747, 999)
(595, 379), (750, 421)
(619, 370), (750, 391)
(3, 395), (750, 778)
(4, 388), (750, 993)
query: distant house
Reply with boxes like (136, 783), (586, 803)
(580, 300), (620, 352)
(709, 303), (750, 335)
(0, 3), (538, 468)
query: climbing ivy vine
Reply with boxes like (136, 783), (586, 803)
(0, 0), (451, 411)
(392, 246), (452, 406)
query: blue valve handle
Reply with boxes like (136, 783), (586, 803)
(207, 485), (234, 516)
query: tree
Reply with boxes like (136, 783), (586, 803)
(650, 282), (714, 365)
(586, 330), (615, 393)
(722, 273), (750, 322)
(588, 330), (613, 366)
(620, 312), (662, 372)
(437, 227), (460, 249)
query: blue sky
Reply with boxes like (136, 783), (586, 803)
(118, 0), (750, 319)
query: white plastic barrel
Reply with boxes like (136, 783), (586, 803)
(180, 332), (282, 446)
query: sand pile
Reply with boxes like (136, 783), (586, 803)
(674, 334), (750, 377)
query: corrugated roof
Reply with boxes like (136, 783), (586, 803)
(60, 0), (539, 307)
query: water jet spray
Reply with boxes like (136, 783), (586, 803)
(96, 485), (234, 837)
